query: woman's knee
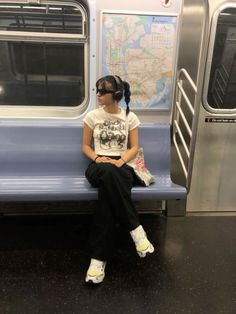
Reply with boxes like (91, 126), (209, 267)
(101, 164), (133, 188)
(86, 162), (132, 187)
(99, 163), (118, 176)
(86, 162), (116, 181)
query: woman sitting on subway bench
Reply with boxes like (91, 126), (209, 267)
(82, 75), (154, 284)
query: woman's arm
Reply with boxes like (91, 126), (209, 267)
(122, 127), (139, 162)
(82, 122), (97, 161)
(111, 127), (139, 168)
(82, 122), (111, 163)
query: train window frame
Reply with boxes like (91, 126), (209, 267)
(203, 2), (236, 114)
(0, 0), (90, 118)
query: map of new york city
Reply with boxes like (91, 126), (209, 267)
(102, 14), (177, 109)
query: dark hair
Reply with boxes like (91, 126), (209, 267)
(96, 75), (131, 115)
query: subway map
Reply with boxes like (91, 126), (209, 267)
(102, 13), (177, 109)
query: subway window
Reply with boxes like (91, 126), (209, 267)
(207, 7), (236, 110)
(0, 1), (88, 107)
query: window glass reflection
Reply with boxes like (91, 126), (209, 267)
(0, 42), (85, 106)
(207, 8), (236, 110)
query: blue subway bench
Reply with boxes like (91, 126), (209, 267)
(0, 123), (187, 215)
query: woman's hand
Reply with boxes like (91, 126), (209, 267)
(95, 157), (124, 168)
(109, 158), (125, 168)
(95, 156), (112, 163)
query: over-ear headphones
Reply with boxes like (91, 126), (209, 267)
(112, 75), (123, 101)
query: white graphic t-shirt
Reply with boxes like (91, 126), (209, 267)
(83, 107), (140, 156)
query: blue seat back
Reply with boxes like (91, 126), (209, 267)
(139, 124), (170, 175)
(0, 124), (86, 176)
(0, 123), (170, 177)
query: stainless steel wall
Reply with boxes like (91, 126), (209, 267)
(171, 0), (207, 193)
(178, 0), (236, 212)
(188, 111), (236, 212)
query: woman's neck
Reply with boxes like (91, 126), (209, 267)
(103, 104), (121, 114)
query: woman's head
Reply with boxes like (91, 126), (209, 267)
(96, 75), (131, 115)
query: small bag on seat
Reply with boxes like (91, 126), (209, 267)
(125, 147), (155, 186)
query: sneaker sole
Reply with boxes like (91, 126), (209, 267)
(85, 275), (104, 284)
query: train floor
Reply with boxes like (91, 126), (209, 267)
(0, 213), (235, 314)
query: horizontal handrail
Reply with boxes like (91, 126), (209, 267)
(178, 68), (197, 93)
(173, 68), (197, 185)
(174, 120), (190, 158)
(175, 101), (192, 137)
(177, 82), (195, 115)
(173, 136), (187, 178)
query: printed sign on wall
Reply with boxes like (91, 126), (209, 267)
(101, 12), (178, 109)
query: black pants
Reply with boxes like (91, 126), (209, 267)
(85, 159), (140, 261)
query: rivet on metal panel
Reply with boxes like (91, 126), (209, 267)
(161, 0), (173, 8)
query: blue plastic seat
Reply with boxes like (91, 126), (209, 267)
(0, 123), (186, 201)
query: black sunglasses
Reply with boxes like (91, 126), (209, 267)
(96, 88), (115, 95)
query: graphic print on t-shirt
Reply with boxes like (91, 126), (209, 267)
(98, 119), (126, 150)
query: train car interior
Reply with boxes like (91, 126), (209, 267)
(0, 0), (235, 313)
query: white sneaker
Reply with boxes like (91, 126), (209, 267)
(85, 258), (106, 284)
(130, 225), (154, 258)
